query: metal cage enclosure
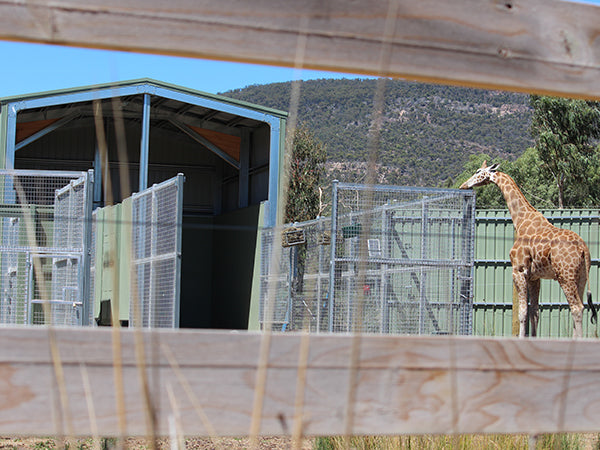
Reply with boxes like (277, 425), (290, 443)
(0, 169), (93, 326)
(260, 182), (476, 335)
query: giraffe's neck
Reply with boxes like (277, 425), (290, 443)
(492, 172), (543, 234)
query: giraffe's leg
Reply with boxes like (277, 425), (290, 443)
(559, 280), (584, 338)
(576, 259), (590, 323)
(513, 269), (528, 338)
(528, 279), (540, 337)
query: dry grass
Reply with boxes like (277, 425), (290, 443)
(313, 434), (600, 450)
(0, 434), (597, 449)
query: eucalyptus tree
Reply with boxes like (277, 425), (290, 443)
(530, 95), (600, 208)
(285, 124), (327, 223)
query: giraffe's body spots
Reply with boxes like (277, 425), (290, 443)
(460, 161), (597, 338)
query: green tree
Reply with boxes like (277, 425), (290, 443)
(284, 125), (327, 330)
(453, 151), (556, 209)
(285, 125), (327, 223)
(509, 147), (557, 209)
(530, 95), (600, 208)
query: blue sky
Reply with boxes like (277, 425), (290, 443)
(1, 0), (599, 98)
(0, 41), (361, 98)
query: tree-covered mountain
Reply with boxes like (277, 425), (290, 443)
(222, 78), (533, 188)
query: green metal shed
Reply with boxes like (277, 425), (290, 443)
(0, 79), (287, 329)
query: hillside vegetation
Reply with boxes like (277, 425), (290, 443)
(223, 78), (533, 187)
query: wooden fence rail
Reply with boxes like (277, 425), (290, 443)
(1, 0), (600, 99)
(2, 326), (600, 437)
(2, 0), (600, 439)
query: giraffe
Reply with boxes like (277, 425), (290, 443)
(460, 161), (597, 338)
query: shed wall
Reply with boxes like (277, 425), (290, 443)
(179, 215), (214, 328)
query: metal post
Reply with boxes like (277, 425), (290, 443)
(419, 200), (429, 334)
(93, 141), (103, 208)
(173, 173), (185, 328)
(283, 247), (294, 331)
(266, 118), (282, 228)
(327, 180), (339, 332)
(149, 187), (158, 327)
(139, 94), (151, 192)
(460, 193), (475, 335)
(316, 219), (324, 332)
(381, 206), (390, 333)
(26, 253), (33, 324)
(450, 217), (457, 333)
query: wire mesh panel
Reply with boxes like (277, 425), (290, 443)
(260, 182), (476, 335)
(130, 174), (184, 328)
(260, 218), (331, 332)
(0, 170), (93, 326)
(44, 178), (88, 325)
(329, 182), (476, 334)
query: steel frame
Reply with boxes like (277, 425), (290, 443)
(3, 80), (284, 226)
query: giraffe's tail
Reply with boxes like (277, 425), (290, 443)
(588, 291), (597, 324)
(584, 247), (597, 324)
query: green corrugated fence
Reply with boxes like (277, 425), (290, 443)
(474, 209), (600, 338)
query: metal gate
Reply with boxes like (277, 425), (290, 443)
(260, 217), (331, 332)
(130, 174), (184, 327)
(0, 169), (93, 325)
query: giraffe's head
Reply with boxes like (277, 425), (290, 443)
(459, 161), (499, 189)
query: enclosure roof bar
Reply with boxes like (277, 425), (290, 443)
(148, 85), (285, 125)
(3, 80), (286, 124)
(5, 79), (283, 171)
(15, 113), (80, 151)
(5, 84), (145, 112)
(169, 119), (240, 170)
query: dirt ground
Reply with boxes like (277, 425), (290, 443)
(0, 436), (313, 449)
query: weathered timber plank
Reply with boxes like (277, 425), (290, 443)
(1, 327), (600, 437)
(1, 0), (600, 98)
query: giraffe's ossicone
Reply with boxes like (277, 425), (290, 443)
(460, 161), (597, 338)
